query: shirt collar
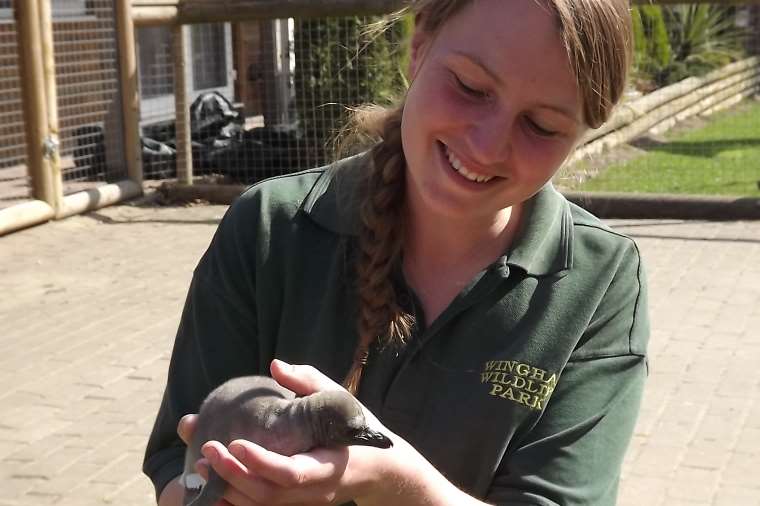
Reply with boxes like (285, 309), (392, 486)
(302, 154), (574, 276)
(506, 183), (574, 277)
(301, 152), (367, 236)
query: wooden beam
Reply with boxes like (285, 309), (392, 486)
(178, 0), (407, 24)
(116, 0), (145, 185)
(132, 0), (760, 26)
(58, 180), (144, 219)
(172, 24), (193, 185)
(133, 6), (178, 26)
(0, 200), (55, 237)
(37, 0), (64, 214)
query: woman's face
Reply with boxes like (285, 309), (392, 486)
(401, 0), (584, 226)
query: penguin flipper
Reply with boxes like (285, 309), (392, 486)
(185, 469), (226, 506)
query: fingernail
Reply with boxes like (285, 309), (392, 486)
(274, 358), (292, 369)
(229, 443), (245, 461)
(202, 446), (219, 464)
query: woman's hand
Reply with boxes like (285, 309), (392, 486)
(189, 359), (397, 505)
(181, 360), (479, 506)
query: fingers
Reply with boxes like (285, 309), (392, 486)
(229, 439), (347, 488)
(270, 361), (390, 432)
(203, 438), (348, 505)
(177, 413), (197, 445)
(270, 359), (344, 396)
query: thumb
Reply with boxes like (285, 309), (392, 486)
(177, 413), (198, 445)
(270, 359), (344, 396)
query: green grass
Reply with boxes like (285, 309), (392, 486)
(576, 99), (760, 197)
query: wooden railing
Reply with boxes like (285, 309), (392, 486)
(131, 0), (760, 26)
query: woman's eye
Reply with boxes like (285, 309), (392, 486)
(453, 73), (488, 99)
(525, 117), (558, 138)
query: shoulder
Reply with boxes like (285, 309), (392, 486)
(228, 168), (326, 227)
(225, 152), (370, 235)
(568, 199), (643, 271)
(565, 201), (648, 358)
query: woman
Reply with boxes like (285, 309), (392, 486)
(144, 0), (649, 504)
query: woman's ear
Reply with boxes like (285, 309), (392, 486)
(408, 13), (432, 79)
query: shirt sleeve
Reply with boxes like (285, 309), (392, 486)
(486, 241), (649, 506)
(142, 204), (261, 502)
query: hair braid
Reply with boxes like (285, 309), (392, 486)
(340, 0), (632, 394)
(343, 104), (415, 395)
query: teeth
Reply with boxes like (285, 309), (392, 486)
(445, 146), (493, 183)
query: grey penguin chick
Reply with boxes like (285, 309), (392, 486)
(181, 375), (392, 506)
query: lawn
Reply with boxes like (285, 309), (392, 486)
(571, 99), (760, 197)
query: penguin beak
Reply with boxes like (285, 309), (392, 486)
(349, 427), (393, 448)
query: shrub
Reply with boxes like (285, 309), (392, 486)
(293, 16), (409, 167)
(631, 4), (746, 90)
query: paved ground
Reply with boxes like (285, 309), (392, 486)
(0, 200), (758, 506)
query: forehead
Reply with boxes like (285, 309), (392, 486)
(427, 0), (580, 110)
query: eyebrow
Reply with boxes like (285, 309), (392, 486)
(450, 50), (582, 125)
(451, 51), (503, 85)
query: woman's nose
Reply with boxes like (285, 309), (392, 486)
(463, 112), (514, 165)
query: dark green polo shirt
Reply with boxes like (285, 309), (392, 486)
(143, 153), (648, 506)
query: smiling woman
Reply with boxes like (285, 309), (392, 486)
(143, 1), (649, 505)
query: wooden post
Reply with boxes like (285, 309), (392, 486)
(173, 24), (193, 185)
(37, 0), (64, 214)
(15, 0), (57, 207)
(115, 0), (144, 185)
(232, 23), (247, 112)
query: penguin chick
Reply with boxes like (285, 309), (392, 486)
(182, 375), (392, 506)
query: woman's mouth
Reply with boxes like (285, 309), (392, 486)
(441, 143), (495, 184)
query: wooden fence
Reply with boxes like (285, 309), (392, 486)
(1, 0), (759, 235)
(0, 0), (141, 235)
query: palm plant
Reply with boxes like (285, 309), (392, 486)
(631, 4), (747, 89)
(664, 4), (746, 71)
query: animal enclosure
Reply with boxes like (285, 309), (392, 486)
(1, 0), (759, 235)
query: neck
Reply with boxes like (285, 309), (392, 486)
(286, 395), (321, 448)
(291, 394), (329, 447)
(404, 203), (522, 271)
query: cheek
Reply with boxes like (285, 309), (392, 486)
(514, 133), (575, 181)
(405, 76), (465, 132)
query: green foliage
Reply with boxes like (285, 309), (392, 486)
(664, 5), (744, 70)
(639, 6), (672, 69)
(631, 4), (746, 90)
(631, 8), (649, 73)
(293, 16), (410, 166)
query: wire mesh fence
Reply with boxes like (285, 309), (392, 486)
(54, 0), (127, 193)
(0, 0), (127, 211)
(136, 15), (409, 184)
(1, 1), (759, 217)
(132, 3), (759, 197)
(0, 6), (30, 210)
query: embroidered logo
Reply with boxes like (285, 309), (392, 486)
(481, 360), (557, 411)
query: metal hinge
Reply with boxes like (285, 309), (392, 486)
(42, 135), (59, 160)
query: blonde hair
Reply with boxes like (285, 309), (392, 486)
(343, 0), (633, 394)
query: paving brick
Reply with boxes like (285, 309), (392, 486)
(628, 442), (683, 477)
(720, 452), (760, 488)
(712, 485), (760, 506)
(617, 475), (668, 506)
(681, 439), (732, 472)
